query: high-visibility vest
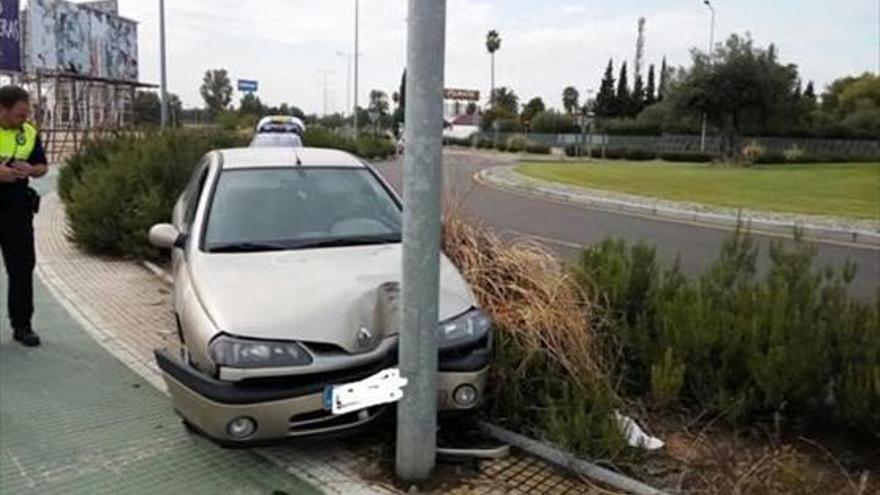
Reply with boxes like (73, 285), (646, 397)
(0, 122), (38, 161)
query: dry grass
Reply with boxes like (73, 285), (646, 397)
(441, 211), (608, 386)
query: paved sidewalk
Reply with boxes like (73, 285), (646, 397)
(0, 276), (321, 495)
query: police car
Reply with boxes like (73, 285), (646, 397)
(250, 116), (306, 148)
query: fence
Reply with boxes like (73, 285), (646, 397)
(474, 132), (880, 160)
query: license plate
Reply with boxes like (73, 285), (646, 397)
(323, 368), (408, 416)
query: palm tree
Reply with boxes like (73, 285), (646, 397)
(562, 86), (580, 114)
(485, 30), (502, 108)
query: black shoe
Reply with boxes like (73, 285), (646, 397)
(13, 327), (41, 347)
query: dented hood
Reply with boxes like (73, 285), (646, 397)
(189, 244), (474, 354)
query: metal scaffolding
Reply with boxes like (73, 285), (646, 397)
(19, 71), (156, 163)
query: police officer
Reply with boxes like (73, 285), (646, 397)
(0, 86), (49, 347)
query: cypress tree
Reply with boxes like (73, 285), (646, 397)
(595, 59), (616, 118)
(645, 64), (657, 106)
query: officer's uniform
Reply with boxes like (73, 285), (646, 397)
(0, 122), (46, 333)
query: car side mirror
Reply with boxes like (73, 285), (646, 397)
(149, 223), (185, 249)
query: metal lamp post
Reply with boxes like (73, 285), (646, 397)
(699, 0), (716, 153)
(353, 0), (360, 137)
(159, 0), (169, 129)
(335, 51), (353, 118)
(396, 0), (446, 483)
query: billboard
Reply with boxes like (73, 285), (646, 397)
(0, 0), (21, 72)
(26, 0), (137, 81)
(444, 88), (480, 101)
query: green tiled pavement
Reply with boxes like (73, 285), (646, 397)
(0, 275), (321, 495)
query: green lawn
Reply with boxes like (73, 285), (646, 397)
(516, 160), (880, 220)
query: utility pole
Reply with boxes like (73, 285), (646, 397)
(336, 51), (353, 117)
(318, 70), (333, 116)
(396, 0), (446, 483)
(700, 0), (716, 153)
(159, 0), (169, 129)
(353, 0), (360, 136)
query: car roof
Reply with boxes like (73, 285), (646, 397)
(217, 147), (365, 170)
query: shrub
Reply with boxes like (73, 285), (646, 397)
(576, 231), (880, 434)
(623, 149), (657, 161)
(442, 214), (628, 459)
(302, 126), (395, 159)
(659, 151), (714, 163)
(525, 144), (551, 155)
(506, 135), (528, 153)
(783, 144), (806, 162)
(530, 110), (578, 134)
(444, 136), (473, 147)
(495, 142), (508, 152)
(60, 130), (248, 260)
(742, 140), (766, 164)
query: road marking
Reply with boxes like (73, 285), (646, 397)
(503, 230), (584, 250)
(473, 172), (880, 252)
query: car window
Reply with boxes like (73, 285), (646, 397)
(203, 167), (401, 251)
(249, 134), (303, 148)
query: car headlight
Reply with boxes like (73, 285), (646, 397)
(438, 309), (491, 349)
(209, 335), (313, 368)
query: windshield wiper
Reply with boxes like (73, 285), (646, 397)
(290, 234), (401, 250)
(209, 241), (290, 253)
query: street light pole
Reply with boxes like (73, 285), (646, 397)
(159, 0), (169, 129)
(336, 51), (353, 117)
(396, 0), (446, 483)
(353, 0), (360, 136)
(700, 0), (716, 153)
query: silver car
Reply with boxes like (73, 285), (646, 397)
(149, 147), (491, 444)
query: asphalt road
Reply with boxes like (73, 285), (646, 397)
(373, 150), (880, 299)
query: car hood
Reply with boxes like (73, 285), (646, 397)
(189, 244), (475, 354)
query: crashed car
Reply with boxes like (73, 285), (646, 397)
(149, 147), (491, 444)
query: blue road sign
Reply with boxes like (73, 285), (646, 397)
(237, 79), (259, 92)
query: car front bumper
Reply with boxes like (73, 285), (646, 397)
(154, 340), (490, 444)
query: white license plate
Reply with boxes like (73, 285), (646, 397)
(323, 368), (408, 416)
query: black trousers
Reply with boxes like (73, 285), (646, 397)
(0, 207), (35, 330)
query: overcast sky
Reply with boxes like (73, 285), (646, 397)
(111, 0), (878, 113)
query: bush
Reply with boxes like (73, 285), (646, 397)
(525, 144), (551, 155)
(506, 135), (528, 153)
(576, 231), (880, 433)
(659, 151), (714, 163)
(531, 111), (578, 134)
(302, 126), (395, 160)
(60, 130), (248, 260)
(623, 149), (657, 161)
(443, 214), (628, 460)
(444, 136), (474, 147)
(495, 142), (508, 152)
(742, 140), (766, 164)
(783, 144), (806, 162)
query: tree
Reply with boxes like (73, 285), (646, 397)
(658, 57), (669, 101)
(616, 61), (630, 117)
(631, 73), (645, 116)
(645, 65), (657, 106)
(369, 89), (390, 115)
(238, 93), (264, 116)
(562, 86), (580, 114)
(200, 69), (233, 116)
(485, 30), (502, 108)
(491, 87), (519, 115)
(466, 102), (478, 115)
(595, 59), (617, 117)
(133, 90), (182, 126)
(668, 34), (804, 159)
(803, 81), (816, 101)
(521, 97), (546, 124)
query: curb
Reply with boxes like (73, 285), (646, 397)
(479, 422), (669, 495)
(476, 166), (880, 249)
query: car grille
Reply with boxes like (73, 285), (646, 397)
(289, 406), (387, 436)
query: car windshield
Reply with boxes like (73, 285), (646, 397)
(204, 167), (402, 252)
(250, 133), (303, 148)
